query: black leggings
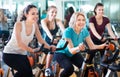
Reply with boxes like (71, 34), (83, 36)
(3, 53), (33, 77)
(54, 53), (84, 77)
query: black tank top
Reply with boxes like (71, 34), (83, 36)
(45, 20), (59, 44)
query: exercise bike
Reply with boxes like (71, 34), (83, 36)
(80, 47), (103, 77)
(99, 37), (120, 77)
(79, 37), (117, 77)
(33, 40), (68, 77)
(0, 63), (4, 77)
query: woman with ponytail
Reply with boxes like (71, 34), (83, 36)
(2, 4), (56, 77)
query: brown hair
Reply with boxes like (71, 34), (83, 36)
(20, 4), (37, 21)
(47, 5), (57, 12)
(94, 3), (103, 15)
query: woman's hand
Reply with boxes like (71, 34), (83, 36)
(28, 47), (35, 53)
(78, 42), (85, 51)
(50, 45), (56, 52)
(53, 39), (58, 45)
(114, 37), (118, 41)
(101, 42), (108, 49)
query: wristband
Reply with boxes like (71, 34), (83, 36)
(76, 50), (80, 53)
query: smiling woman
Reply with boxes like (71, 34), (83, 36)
(2, 4), (56, 77)
(54, 12), (106, 77)
(41, 5), (65, 77)
(89, 3), (117, 76)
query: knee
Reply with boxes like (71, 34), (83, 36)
(66, 65), (74, 74)
(22, 68), (33, 76)
(23, 71), (33, 77)
(61, 65), (74, 77)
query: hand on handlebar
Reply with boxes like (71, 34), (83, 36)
(53, 39), (58, 45)
(50, 45), (56, 52)
(78, 42), (85, 52)
(114, 37), (119, 41)
(104, 43), (109, 49)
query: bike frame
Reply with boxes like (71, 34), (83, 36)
(99, 37), (120, 77)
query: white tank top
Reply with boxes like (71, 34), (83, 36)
(3, 21), (35, 55)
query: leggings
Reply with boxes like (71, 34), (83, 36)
(3, 53), (33, 77)
(54, 53), (84, 77)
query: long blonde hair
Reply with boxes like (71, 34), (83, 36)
(69, 12), (85, 28)
(0, 9), (7, 24)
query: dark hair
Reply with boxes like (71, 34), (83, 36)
(69, 7), (74, 14)
(20, 4), (37, 21)
(94, 3), (103, 15)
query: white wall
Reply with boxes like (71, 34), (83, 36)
(54, 0), (63, 20)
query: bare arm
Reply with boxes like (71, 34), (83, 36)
(15, 22), (34, 53)
(66, 35), (106, 55)
(41, 19), (53, 40)
(64, 38), (84, 55)
(106, 23), (116, 38)
(57, 19), (65, 33)
(85, 35), (106, 49)
(89, 23), (102, 40)
(65, 38), (79, 54)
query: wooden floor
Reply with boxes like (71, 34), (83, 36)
(70, 73), (77, 77)
(70, 72), (120, 77)
(117, 72), (120, 77)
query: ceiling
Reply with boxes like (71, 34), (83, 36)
(12, 0), (40, 3)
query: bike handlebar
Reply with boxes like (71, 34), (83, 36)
(34, 41), (68, 54)
(105, 37), (120, 42)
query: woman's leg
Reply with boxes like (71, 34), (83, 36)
(45, 53), (54, 76)
(46, 53), (53, 68)
(71, 53), (84, 68)
(54, 53), (74, 77)
(3, 53), (33, 77)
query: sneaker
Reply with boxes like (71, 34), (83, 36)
(45, 68), (53, 77)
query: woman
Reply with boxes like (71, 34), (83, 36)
(89, 3), (116, 47)
(2, 4), (55, 77)
(54, 12), (106, 77)
(41, 5), (65, 76)
(64, 6), (75, 28)
(89, 2), (117, 76)
(0, 9), (9, 42)
(41, 5), (65, 44)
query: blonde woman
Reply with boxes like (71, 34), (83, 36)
(54, 12), (107, 77)
(41, 5), (65, 76)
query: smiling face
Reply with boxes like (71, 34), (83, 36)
(47, 6), (57, 20)
(94, 3), (104, 16)
(95, 6), (104, 16)
(75, 14), (86, 30)
(25, 7), (39, 23)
